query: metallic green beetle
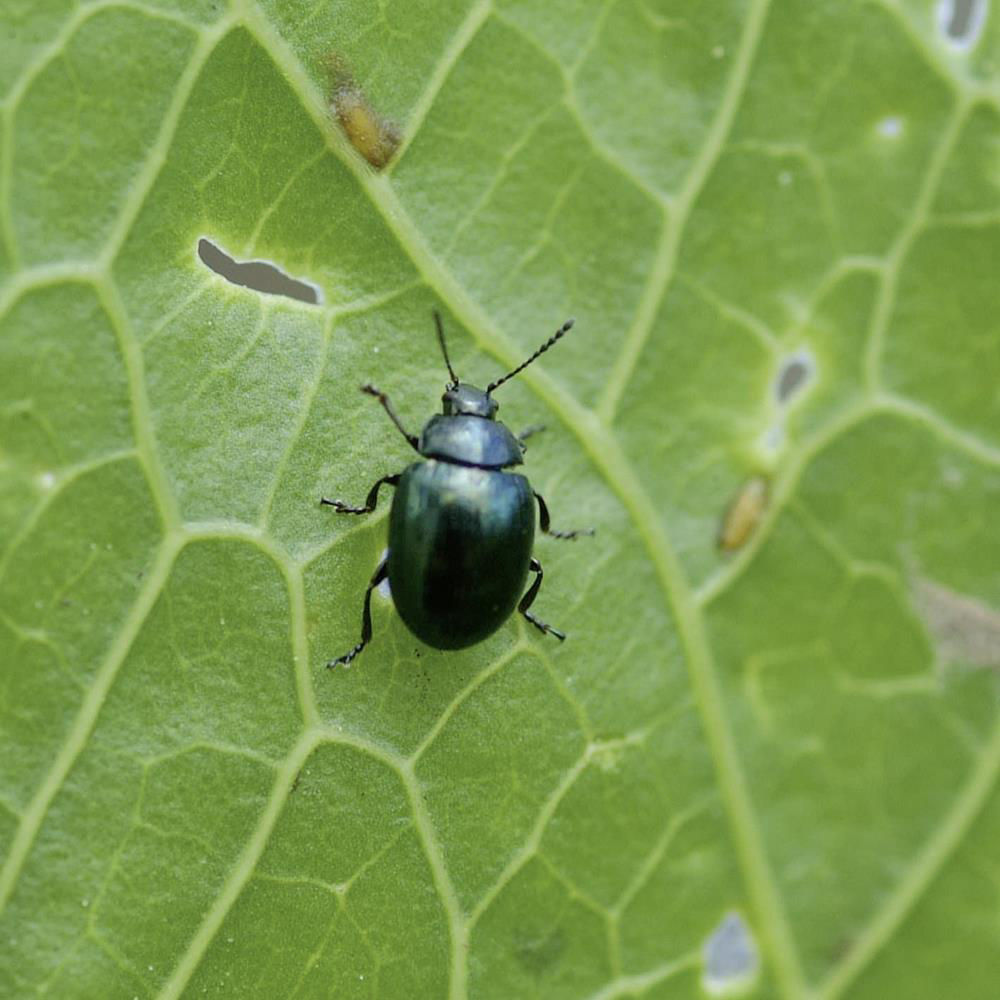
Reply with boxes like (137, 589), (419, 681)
(322, 312), (591, 667)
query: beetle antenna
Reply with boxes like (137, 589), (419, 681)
(434, 310), (459, 389)
(486, 318), (574, 395)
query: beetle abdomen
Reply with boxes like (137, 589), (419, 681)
(388, 461), (534, 649)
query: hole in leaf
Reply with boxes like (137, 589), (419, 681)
(774, 350), (814, 404)
(197, 238), (321, 304)
(937, 0), (987, 48)
(702, 910), (759, 995)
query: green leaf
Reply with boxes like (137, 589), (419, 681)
(2, 2), (999, 998)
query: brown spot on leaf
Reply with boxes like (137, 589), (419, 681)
(912, 577), (1000, 668)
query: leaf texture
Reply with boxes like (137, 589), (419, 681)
(2, 1), (999, 998)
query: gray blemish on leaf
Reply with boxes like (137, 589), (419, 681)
(936, 0), (987, 49)
(877, 116), (904, 139)
(912, 576), (1000, 668)
(702, 910), (759, 995)
(197, 237), (321, 304)
(515, 926), (565, 976)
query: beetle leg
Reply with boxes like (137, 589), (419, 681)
(533, 491), (595, 540)
(518, 557), (566, 641)
(327, 554), (389, 668)
(321, 473), (400, 515)
(360, 384), (421, 452)
(516, 423), (546, 453)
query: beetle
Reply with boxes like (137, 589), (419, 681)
(322, 311), (592, 667)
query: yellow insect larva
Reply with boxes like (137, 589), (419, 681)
(718, 476), (769, 552)
(326, 57), (400, 170)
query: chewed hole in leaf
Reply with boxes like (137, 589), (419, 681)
(197, 237), (322, 304)
(774, 350), (815, 405)
(701, 910), (759, 995)
(756, 350), (816, 457)
(936, 0), (987, 48)
(757, 350), (815, 457)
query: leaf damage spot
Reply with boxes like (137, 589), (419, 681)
(514, 925), (566, 975)
(911, 576), (1000, 668)
(326, 57), (401, 170)
(756, 349), (815, 457)
(936, 0), (988, 49)
(196, 238), (321, 304)
(718, 475), (769, 553)
(759, 424), (785, 454)
(876, 116), (905, 140)
(774, 350), (814, 405)
(702, 910), (759, 995)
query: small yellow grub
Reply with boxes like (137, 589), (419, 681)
(718, 476), (769, 552)
(330, 76), (400, 170)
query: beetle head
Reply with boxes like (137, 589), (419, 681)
(442, 383), (498, 419)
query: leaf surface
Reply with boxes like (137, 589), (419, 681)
(2, 2), (999, 998)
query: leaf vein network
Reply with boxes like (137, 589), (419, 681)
(5, 3), (999, 999)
